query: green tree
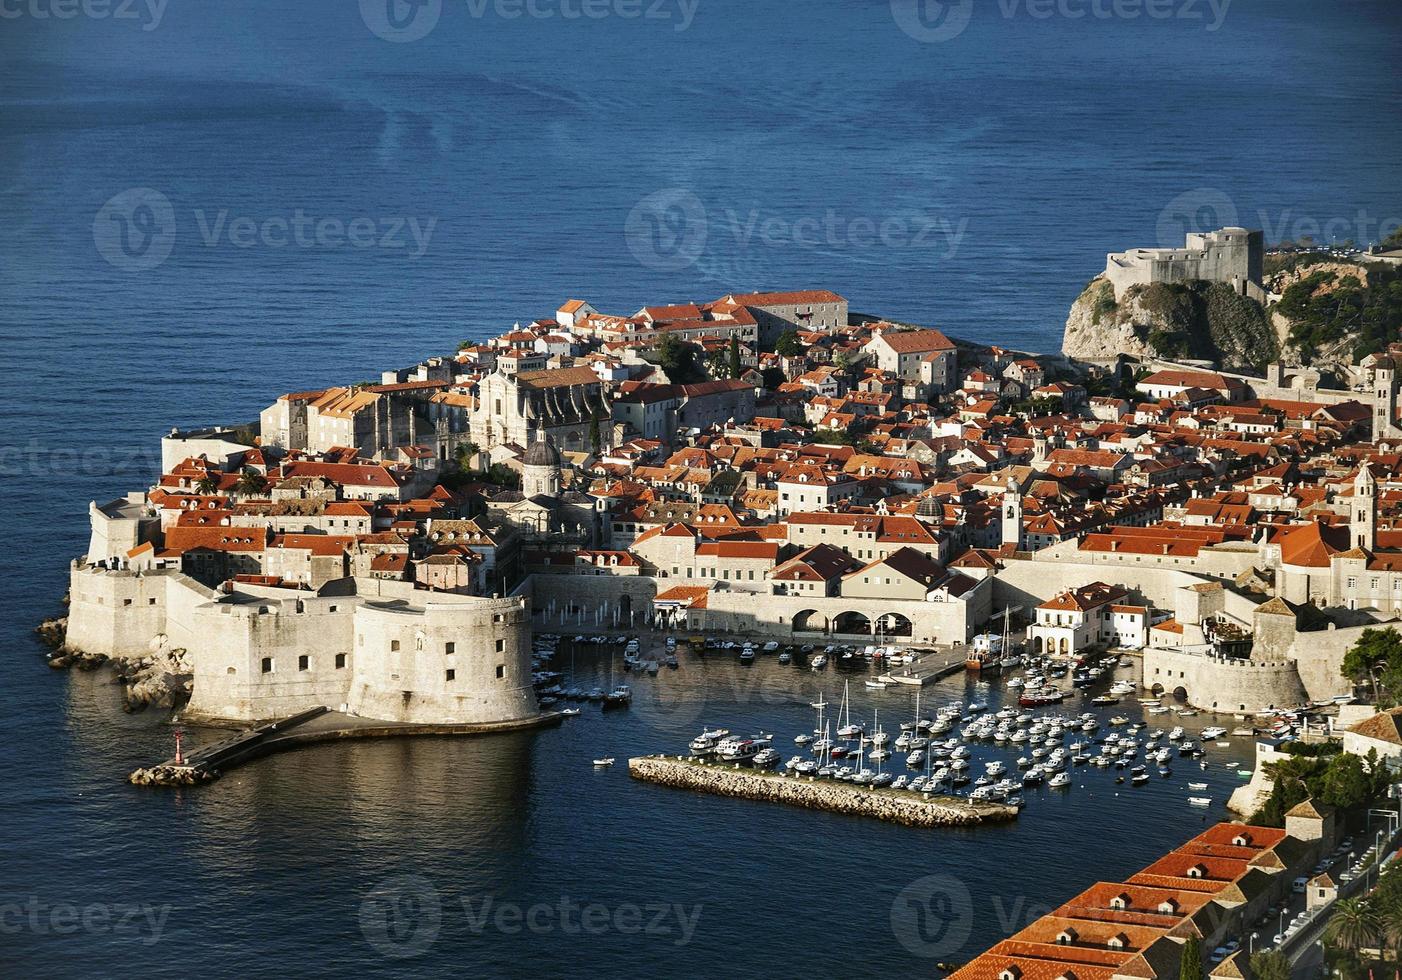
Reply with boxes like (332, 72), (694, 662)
(195, 474), (221, 495)
(1178, 936), (1203, 980)
(1320, 751), (1374, 809)
(774, 330), (803, 358)
(656, 334), (705, 384)
(1376, 891), (1402, 963)
(235, 467), (267, 496)
(1325, 898), (1381, 957)
(454, 441), (481, 474)
(484, 463), (520, 489)
(811, 428), (855, 446)
(728, 336), (742, 378)
(589, 408), (603, 456)
(1341, 627), (1402, 704)
(1248, 950), (1290, 980)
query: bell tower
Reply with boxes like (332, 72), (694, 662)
(1002, 476), (1024, 550)
(1352, 464), (1376, 551)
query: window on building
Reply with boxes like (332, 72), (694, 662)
(391, 640), (400, 651)
(261, 657), (273, 674)
(298, 655), (309, 671)
(496, 665), (505, 679)
(335, 653), (346, 669)
(446, 669), (455, 682)
(496, 639), (505, 652)
(445, 642), (456, 654)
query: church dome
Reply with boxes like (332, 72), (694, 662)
(523, 437), (561, 468)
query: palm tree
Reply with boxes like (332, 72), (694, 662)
(1377, 895), (1402, 962)
(195, 474), (220, 495)
(1325, 897), (1382, 958)
(234, 468), (267, 496)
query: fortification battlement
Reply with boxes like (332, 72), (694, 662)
(65, 562), (539, 726)
(1104, 226), (1264, 300)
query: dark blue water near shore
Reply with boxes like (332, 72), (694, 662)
(2, 1), (1401, 975)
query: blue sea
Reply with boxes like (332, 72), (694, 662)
(2, 0), (1400, 975)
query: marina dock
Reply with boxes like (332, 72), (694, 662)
(129, 707), (563, 786)
(879, 649), (967, 687)
(628, 756), (1018, 827)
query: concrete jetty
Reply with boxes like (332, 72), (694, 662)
(628, 756), (1017, 827)
(880, 649), (967, 686)
(129, 707), (563, 786)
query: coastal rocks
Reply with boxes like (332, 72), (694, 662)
(628, 756), (1016, 828)
(36, 615), (68, 650)
(115, 648), (193, 713)
(1062, 275), (1277, 371)
(1062, 278), (1157, 362)
(38, 610), (192, 712)
(128, 765), (219, 787)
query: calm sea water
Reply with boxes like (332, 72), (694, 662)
(2, 0), (1401, 975)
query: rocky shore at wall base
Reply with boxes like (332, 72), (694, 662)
(36, 614), (192, 712)
(628, 756), (1017, 827)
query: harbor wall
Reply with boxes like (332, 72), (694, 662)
(67, 562), (539, 726)
(525, 572), (990, 644)
(1142, 647), (1308, 714)
(692, 584), (990, 645)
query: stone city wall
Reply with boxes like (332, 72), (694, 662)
(66, 563), (538, 726)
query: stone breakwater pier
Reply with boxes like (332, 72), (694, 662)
(129, 707), (563, 787)
(628, 756), (1017, 827)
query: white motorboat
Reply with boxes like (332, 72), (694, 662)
(906, 750), (927, 767)
(794, 733), (812, 745)
(1048, 772), (1071, 788)
(1201, 726), (1229, 740)
(1188, 796), (1212, 806)
(1188, 781), (1208, 790)
(716, 736), (764, 762)
(593, 757), (615, 768)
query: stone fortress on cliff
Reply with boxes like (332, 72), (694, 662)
(1104, 226), (1267, 303)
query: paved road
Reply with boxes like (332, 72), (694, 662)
(1242, 816), (1402, 977)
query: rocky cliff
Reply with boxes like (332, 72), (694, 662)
(1062, 276), (1279, 371)
(1063, 253), (1402, 374)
